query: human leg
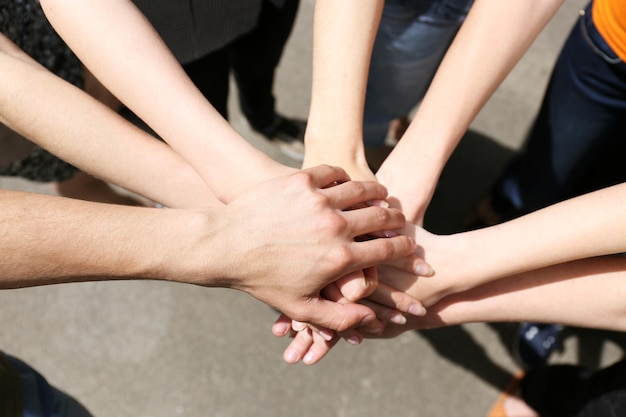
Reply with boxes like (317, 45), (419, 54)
(230, 0), (301, 130)
(363, 0), (471, 149)
(181, 46), (231, 119)
(521, 360), (626, 417)
(4, 353), (94, 417)
(488, 2), (626, 220)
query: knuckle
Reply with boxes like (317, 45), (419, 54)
(373, 206), (392, 226)
(377, 239), (396, 261)
(290, 170), (314, 188)
(347, 180), (366, 196)
(322, 211), (349, 235)
(328, 244), (355, 270)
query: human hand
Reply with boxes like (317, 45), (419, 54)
(270, 223), (465, 364)
(302, 147), (376, 182)
(210, 165), (417, 333)
(272, 278), (426, 364)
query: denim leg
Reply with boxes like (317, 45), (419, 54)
(493, 2), (626, 214)
(5, 355), (93, 417)
(363, 0), (470, 148)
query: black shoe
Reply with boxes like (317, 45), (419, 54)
(252, 114), (306, 161)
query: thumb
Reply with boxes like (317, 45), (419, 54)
(301, 298), (382, 334)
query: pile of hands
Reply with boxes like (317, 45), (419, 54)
(255, 161), (460, 366)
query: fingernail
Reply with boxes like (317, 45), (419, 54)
(383, 230), (398, 238)
(408, 304), (427, 317)
(346, 334), (362, 345)
(415, 263), (434, 277)
(367, 199), (389, 208)
(319, 329), (334, 341)
(292, 321), (306, 332)
(389, 313), (407, 325)
(284, 348), (300, 364)
(360, 315), (377, 327)
(409, 237), (417, 249)
(365, 325), (384, 335)
(303, 352), (316, 365)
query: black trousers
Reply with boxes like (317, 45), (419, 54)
(183, 0), (300, 128)
(521, 360), (626, 417)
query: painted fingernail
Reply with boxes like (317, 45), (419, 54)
(346, 334), (362, 345)
(383, 230), (398, 238)
(408, 304), (427, 317)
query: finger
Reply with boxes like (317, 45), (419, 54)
(384, 253), (435, 277)
(283, 328), (313, 364)
(321, 283), (385, 336)
(298, 321), (335, 342)
(335, 267), (378, 301)
(300, 297), (383, 334)
(377, 264), (421, 292)
(343, 206), (407, 238)
(302, 332), (341, 366)
(339, 328), (364, 345)
(291, 320), (307, 332)
(321, 181), (389, 210)
(347, 236), (416, 272)
(301, 164), (350, 188)
(272, 314), (293, 337)
(364, 281), (426, 317)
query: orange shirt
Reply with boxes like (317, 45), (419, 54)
(593, 0), (626, 61)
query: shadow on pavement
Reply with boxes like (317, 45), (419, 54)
(417, 128), (626, 391)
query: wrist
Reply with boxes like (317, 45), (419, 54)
(139, 208), (232, 288)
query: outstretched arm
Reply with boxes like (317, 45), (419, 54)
(0, 165), (417, 333)
(0, 34), (215, 209)
(377, 0), (564, 223)
(381, 255), (626, 337)
(303, 0), (384, 180)
(40, 0), (294, 203)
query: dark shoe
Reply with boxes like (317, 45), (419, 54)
(252, 114), (306, 161)
(514, 323), (564, 370)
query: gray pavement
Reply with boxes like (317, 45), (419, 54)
(2, 1), (624, 416)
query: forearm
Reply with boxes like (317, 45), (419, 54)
(453, 184), (626, 287)
(424, 256), (626, 332)
(389, 184), (626, 305)
(377, 0), (563, 222)
(0, 190), (224, 288)
(40, 0), (291, 202)
(304, 0), (383, 176)
(0, 35), (216, 209)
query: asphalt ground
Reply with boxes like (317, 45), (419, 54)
(2, 1), (624, 416)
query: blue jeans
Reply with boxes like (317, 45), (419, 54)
(492, 1), (626, 215)
(5, 355), (93, 417)
(363, 0), (472, 147)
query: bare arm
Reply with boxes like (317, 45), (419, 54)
(377, 183), (626, 307)
(40, 0), (293, 203)
(385, 255), (626, 336)
(0, 166), (417, 332)
(377, 0), (564, 223)
(303, 0), (383, 180)
(0, 34), (215, 209)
